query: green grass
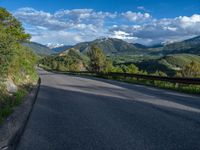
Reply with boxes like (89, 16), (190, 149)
(76, 73), (200, 95)
(0, 88), (28, 124)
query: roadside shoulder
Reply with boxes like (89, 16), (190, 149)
(0, 79), (40, 150)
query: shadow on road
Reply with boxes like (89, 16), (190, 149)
(17, 82), (200, 150)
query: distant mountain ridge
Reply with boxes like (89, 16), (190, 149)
(24, 35), (200, 56)
(60, 36), (200, 56)
(23, 42), (56, 55)
(60, 38), (148, 55)
(51, 45), (73, 52)
(162, 36), (200, 55)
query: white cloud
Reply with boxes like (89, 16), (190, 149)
(15, 8), (71, 30)
(15, 7), (116, 31)
(31, 30), (85, 45)
(122, 11), (151, 22)
(109, 14), (200, 45)
(14, 7), (200, 45)
(46, 43), (64, 48)
(110, 30), (136, 41)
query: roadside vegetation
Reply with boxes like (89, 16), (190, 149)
(0, 8), (38, 123)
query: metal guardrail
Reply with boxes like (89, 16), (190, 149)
(60, 71), (200, 85)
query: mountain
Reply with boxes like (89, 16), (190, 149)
(23, 42), (56, 55)
(162, 36), (200, 55)
(61, 38), (148, 55)
(43, 35), (200, 56)
(52, 45), (73, 52)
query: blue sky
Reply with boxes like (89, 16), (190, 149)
(1, 0), (200, 46)
(1, 0), (200, 18)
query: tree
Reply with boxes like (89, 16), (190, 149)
(87, 45), (106, 73)
(102, 59), (114, 73)
(151, 71), (167, 77)
(52, 61), (58, 70)
(125, 64), (139, 74)
(0, 8), (33, 85)
(112, 67), (123, 73)
(0, 7), (31, 69)
(0, 7), (30, 42)
(178, 61), (200, 78)
(0, 31), (15, 77)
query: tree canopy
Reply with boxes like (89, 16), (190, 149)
(0, 7), (30, 42)
(87, 45), (107, 73)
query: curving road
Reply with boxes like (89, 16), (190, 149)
(17, 69), (200, 150)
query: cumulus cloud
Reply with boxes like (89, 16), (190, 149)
(110, 30), (137, 42)
(122, 11), (151, 22)
(15, 7), (116, 31)
(15, 8), (70, 30)
(14, 7), (200, 45)
(109, 14), (200, 44)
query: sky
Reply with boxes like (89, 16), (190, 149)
(0, 0), (200, 46)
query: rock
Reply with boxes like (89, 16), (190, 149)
(6, 79), (18, 93)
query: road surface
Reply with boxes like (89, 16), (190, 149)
(17, 69), (200, 150)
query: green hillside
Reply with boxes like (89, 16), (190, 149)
(160, 54), (200, 68)
(136, 54), (200, 76)
(40, 49), (87, 71)
(23, 42), (56, 55)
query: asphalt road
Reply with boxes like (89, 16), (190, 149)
(17, 69), (200, 150)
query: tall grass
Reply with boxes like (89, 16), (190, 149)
(0, 88), (28, 124)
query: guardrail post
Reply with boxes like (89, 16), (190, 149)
(124, 73), (127, 80)
(153, 80), (155, 85)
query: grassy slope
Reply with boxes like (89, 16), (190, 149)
(0, 45), (38, 124)
(121, 54), (200, 76)
(160, 54), (200, 68)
